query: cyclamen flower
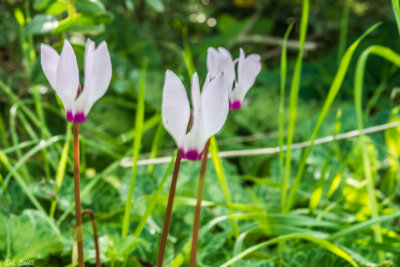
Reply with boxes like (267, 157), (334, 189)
(207, 47), (261, 109)
(162, 70), (229, 160)
(41, 39), (112, 123)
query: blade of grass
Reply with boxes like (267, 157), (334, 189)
(146, 119), (165, 174)
(182, 27), (196, 78)
(285, 22), (382, 212)
(282, 0), (309, 212)
(33, 85), (51, 183)
(49, 124), (72, 218)
(134, 152), (176, 238)
(57, 155), (124, 225)
(338, 0), (351, 63)
(16, 112), (38, 140)
(0, 113), (9, 147)
(309, 109), (341, 214)
(279, 24), (293, 211)
(210, 137), (239, 237)
(3, 136), (65, 188)
(219, 233), (359, 267)
(0, 150), (45, 214)
(392, 0), (400, 36)
(0, 80), (51, 138)
(122, 58), (148, 238)
(353, 44), (400, 262)
(9, 105), (32, 182)
(328, 210), (400, 240)
(3, 140), (39, 154)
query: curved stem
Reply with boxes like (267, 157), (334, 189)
(73, 123), (85, 267)
(82, 209), (101, 267)
(189, 140), (210, 267)
(156, 151), (183, 267)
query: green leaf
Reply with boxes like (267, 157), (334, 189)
(75, 0), (105, 14)
(45, 1), (69, 15)
(9, 210), (61, 260)
(145, 0), (165, 12)
(33, 0), (55, 11)
(25, 14), (59, 35)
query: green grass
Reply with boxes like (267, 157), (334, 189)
(2, 0), (400, 266)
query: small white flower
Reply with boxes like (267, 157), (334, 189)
(41, 39), (112, 123)
(207, 47), (261, 109)
(162, 70), (229, 160)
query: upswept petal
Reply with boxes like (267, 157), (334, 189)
(81, 41), (112, 115)
(55, 40), (79, 113)
(41, 44), (59, 89)
(191, 73), (201, 127)
(179, 73), (204, 159)
(200, 74), (229, 144)
(221, 54), (235, 95)
(237, 48), (261, 101)
(218, 47), (233, 61)
(207, 47), (220, 77)
(162, 70), (191, 148)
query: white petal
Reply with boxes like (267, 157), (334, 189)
(221, 55), (235, 97)
(41, 44), (60, 89)
(82, 41), (112, 115)
(191, 72), (201, 125)
(181, 73), (203, 155)
(162, 70), (191, 148)
(83, 39), (95, 91)
(237, 48), (261, 101)
(218, 47), (233, 61)
(200, 74), (229, 144)
(237, 48), (245, 87)
(203, 71), (212, 91)
(55, 40), (79, 112)
(207, 47), (221, 77)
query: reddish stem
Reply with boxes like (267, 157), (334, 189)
(156, 116), (192, 266)
(189, 139), (210, 267)
(82, 209), (101, 267)
(156, 151), (182, 267)
(73, 123), (85, 267)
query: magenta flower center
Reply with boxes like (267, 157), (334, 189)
(229, 100), (241, 110)
(66, 110), (87, 123)
(179, 148), (203, 161)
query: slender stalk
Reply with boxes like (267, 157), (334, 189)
(121, 59), (148, 238)
(73, 123), (85, 267)
(189, 140), (210, 267)
(156, 151), (183, 267)
(279, 24), (293, 211)
(82, 209), (101, 267)
(337, 0), (350, 63)
(282, 0), (309, 213)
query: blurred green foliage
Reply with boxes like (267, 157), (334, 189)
(1, 0), (400, 266)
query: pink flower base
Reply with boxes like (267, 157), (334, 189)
(229, 100), (241, 110)
(66, 111), (87, 123)
(179, 148), (203, 161)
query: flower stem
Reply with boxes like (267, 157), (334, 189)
(73, 123), (85, 267)
(82, 209), (101, 267)
(189, 140), (210, 267)
(156, 151), (183, 267)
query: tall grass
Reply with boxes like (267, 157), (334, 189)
(282, 0), (309, 212)
(122, 59), (148, 238)
(285, 22), (381, 212)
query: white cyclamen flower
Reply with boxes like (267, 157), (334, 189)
(207, 47), (261, 109)
(41, 39), (112, 123)
(162, 70), (229, 160)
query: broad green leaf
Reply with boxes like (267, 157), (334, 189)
(9, 210), (61, 260)
(145, 0), (165, 12)
(25, 14), (59, 35)
(75, 0), (105, 14)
